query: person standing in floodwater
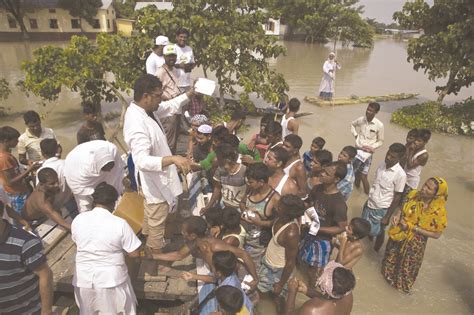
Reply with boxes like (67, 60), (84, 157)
(351, 102), (384, 194)
(318, 52), (341, 100)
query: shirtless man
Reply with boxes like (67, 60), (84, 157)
(264, 146), (298, 196)
(150, 216), (259, 290)
(282, 134), (307, 197)
(285, 263), (356, 315)
(335, 217), (371, 269)
(22, 168), (71, 231)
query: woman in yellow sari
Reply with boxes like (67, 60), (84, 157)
(381, 177), (448, 293)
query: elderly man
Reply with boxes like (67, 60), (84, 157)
(72, 183), (141, 315)
(124, 74), (194, 262)
(146, 35), (169, 75)
(318, 52), (341, 101)
(64, 140), (125, 213)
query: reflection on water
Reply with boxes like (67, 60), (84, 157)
(0, 38), (473, 314)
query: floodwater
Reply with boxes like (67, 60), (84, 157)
(1, 38), (473, 314)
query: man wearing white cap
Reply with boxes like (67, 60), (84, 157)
(155, 44), (184, 153)
(146, 35), (169, 75)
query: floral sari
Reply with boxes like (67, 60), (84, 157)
(382, 177), (448, 293)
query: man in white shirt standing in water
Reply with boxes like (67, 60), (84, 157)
(350, 102), (384, 194)
(146, 35), (169, 75)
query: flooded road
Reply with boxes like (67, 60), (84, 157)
(1, 38), (473, 314)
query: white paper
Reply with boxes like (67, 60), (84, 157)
(194, 78), (216, 96)
(355, 149), (372, 162)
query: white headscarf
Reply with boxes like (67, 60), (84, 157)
(65, 140), (125, 196)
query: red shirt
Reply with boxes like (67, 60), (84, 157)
(0, 152), (29, 194)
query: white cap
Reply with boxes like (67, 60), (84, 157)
(197, 124), (212, 134)
(155, 35), (169, 46)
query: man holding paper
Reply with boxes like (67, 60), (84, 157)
(350, 102), (384, 194)
(124, 74), (195, 263)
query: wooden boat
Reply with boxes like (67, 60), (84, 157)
(304, 93), (419, 106)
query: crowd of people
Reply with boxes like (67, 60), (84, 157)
(0, 29), (449, 315)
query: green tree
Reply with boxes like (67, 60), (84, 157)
(0, 0), (29, 39)
(394, 0), (473, 102)
(20, 34), (149, 148)
(134, 1), (288, 107)
(113, 0), (136, 19)
(58, 0), (102, 31)
(271, 0), (373, 47)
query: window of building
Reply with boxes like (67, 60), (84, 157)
(49, 9), (56, 13)
(265, 21), (275, 32)
(107, 19), (110, 29)
(112, 10), (115, 15)
(92, 19), (100, 29)
(49, 19), (59, 29)
(71, 19), (80, 29)
(7, 15), (17, 28)
(29, 18), (38, 29)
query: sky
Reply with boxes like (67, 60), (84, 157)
(358, 0), (434, 24)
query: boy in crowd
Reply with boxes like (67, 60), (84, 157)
(282, 134), (307, 197)
(201, 143), (247, 214)
(303, 136), (326, 173)
(247, 113), (274, 158)
(336, 146), (357, 200)
(181, 251), (253, 314)
(221, 206), (246, 249)
(223, 110), (247, 137)
(264, 147), (298, 196)
(281, 98), (300, 138)
(192, 124), (213, 163)
(307, 149), (333, 189)
(186, 114), (209, 160)
(362, 143), (406, 252)
(0, 126), (38, 218)
(404, 128), (430, 192)
(76, 103), (106, 144)
(299, 161), (348, 288)
(258, 195), (305, 310)
(263, 121), (283, 160)
(215, 285), (252, 315)
(22, 168), (71, 231)
(150, 216), (259, 290)
(18, 110), (61, 165)
(285, 263), (356, 315)
(350, 102), (384, 194)
(240, 163), (280, 267)
(335, 217), (371, 269)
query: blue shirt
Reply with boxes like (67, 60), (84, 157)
(303, 151), (313, 174)
(337, 163), (355, 201)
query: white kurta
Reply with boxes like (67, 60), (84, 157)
(318, 60), (341, 94)
(123, 94), (190, 205)
(64, 140), (125, 212)
(72, 206), (141, 315)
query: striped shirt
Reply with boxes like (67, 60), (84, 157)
(0, 220), (46, 315)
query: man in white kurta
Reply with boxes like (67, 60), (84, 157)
(64, 140), (125, 212)
(72, 183), (141, 315)
(318, 52), (341, 100)
(124, 74), (194, 255)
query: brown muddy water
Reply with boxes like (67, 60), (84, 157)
(0, 38), (473, 314)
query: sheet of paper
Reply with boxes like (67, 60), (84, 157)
(195, 78), (216, 96)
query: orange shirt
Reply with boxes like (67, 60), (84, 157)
(0, 152), (29, 194)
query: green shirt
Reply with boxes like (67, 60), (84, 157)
(199, 143), (261, 171)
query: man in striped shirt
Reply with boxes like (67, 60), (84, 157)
(0, 203), (53, 315)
